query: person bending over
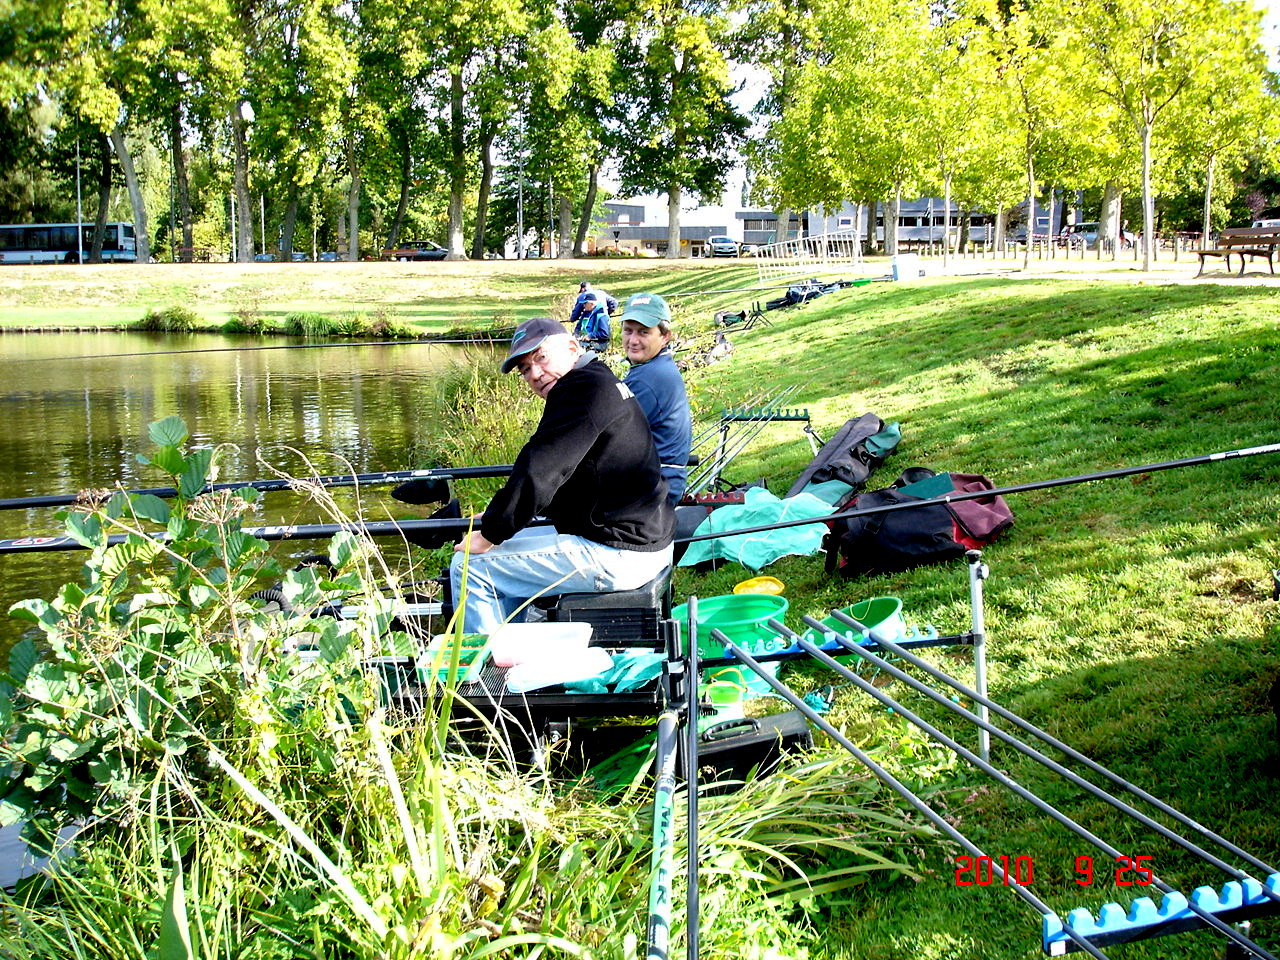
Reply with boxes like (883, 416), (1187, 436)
(571, 290), (612, 352)
(621, 292), (692, 505)
(450, 317), (674, 636)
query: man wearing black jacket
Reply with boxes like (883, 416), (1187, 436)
(450, 317), (674, 636)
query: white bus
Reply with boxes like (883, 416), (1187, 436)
(0, 222), (137, 264)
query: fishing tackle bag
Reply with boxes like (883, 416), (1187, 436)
(824, 468), (1013, 578)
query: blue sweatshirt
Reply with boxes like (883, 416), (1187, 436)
(624, 347), (692, 504)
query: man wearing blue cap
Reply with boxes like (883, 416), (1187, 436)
(450, 317), (674, 636)
(620, 292), (692, 505)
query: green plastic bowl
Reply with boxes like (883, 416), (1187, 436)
(802, 596), (905, 647)
(673, 593), (789, 659)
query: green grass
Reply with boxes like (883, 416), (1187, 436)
(665, 275), (1280, 959)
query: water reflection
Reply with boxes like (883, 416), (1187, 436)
(0, 332), (488, 651)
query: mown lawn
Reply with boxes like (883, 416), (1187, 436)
(668, 275), (1280, 959)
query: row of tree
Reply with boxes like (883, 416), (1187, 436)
(1, 0), (1277, 269)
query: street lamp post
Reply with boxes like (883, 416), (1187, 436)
(613, 229), (620, 254)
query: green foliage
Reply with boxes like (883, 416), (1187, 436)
(135, 305), (202, 332)
(281, 311), (339, 337)
(221, 307), (272, 334)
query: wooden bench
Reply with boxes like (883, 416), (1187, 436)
(1195, 227), (1280, 277)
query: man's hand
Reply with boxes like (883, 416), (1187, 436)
(455, 529), (495, 555)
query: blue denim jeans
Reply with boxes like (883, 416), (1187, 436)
(450, 527), (674, 636)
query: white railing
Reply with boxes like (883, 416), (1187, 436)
(752, 230), (865, 285)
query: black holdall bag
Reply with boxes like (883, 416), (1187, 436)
(823, 467), (1012, 578)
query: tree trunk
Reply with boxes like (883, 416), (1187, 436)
(446, 69), (467, 259)
(1023, 152), (1035, 271)
(471, 125), (496, 260)
(229, 107), (253, 262)
(666, 184), (681, 258)
(995, 208), (1007, 254)
(1201, 153), (1215, 249)
(890, 189), (901, 256)
(346, 139), (360, 261)
(1099, 181), (1122, 261)
(557, 193), (573, 257)
(280, 188), (299, 258)
(942, 171), (952, 267)
(574, 164), (599, 257)
(386, 139), (411, 252)
(89, 140), (111, 263)
(170, 105), (193, 261)
(109, 125), (150, 262)
(1140, 123), (1155, 270)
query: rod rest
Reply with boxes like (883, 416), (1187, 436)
(720, 406), (810, 422)
(1042, 872), (1280, 955)
(533, 567), (673, 645)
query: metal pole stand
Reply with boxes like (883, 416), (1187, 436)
(966, 549), (991, 762)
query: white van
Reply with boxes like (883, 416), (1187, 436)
(1250, 219), (1280, 228)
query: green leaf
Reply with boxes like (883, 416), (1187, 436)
(315, 620), (353, 663)
(329, 531), (362, 569)
(283, 566), (326, 611)
(65, 513), (105, 549)
(25, 663), (69, 704)
(131, 494), (171, 524)
(151, 445), (186, 476)
(167, 515), (198, 541)
(0, 787), (36, 828)
(220, 531), (266, 568)
(158, 854), (196, 960)
(179, 448), (213, 499)
(101, 535), (164, 581)
(106, 491), (130, 519)
(7, 638), (37, 685)
(8, 600), (58, 631)
(149, 417), (189, 448)
(185, 583), (217, 610)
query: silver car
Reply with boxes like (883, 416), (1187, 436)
(706, 235), (739, 257)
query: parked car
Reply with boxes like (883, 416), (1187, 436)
(289, 251), (308, 262)
(318, 251), (340, 261)
(253, 252), (277, 262)
(381, 239), (448, 261)
(1060, 221), (1137, 250)
(706, 235), (739, 257)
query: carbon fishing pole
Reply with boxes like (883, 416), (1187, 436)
(756, 624), (1278, 960)
(790, 615), (1280, 910)
(683, 597), (701, 960)
(680, 440), (1280, 545)
(8, 339), (435, 363)
(826, 610), (1280, 883)
(0, 463), (514, 512)
(713, 633), (1115, 960)
(7, 441), (1279, 556)
(646, 711), (680, 960)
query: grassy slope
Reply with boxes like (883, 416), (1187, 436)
(670, 276), (1280, 959)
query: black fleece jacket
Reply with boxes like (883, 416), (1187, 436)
(481, 355), (675, 551)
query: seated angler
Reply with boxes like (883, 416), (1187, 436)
(450, 317), (675, 637)
(620, 292), (692, 506)
(571, 290), (612, 353)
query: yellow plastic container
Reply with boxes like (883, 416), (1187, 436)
(733, 575), (785, 595)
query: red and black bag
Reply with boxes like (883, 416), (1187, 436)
(824, 468), (1012, 578)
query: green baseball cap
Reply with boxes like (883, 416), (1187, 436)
(619, 292), (670, 328)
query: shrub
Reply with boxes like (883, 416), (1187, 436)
(134, 305), (201, 332)
(221, 308), (272, 334)
(281, 311), (338, 337)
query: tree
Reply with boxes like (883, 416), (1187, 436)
(616, 0), (746, 258)
(1072, 0), (1263, 270)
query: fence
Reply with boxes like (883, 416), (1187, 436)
(752, 230), (865, 285)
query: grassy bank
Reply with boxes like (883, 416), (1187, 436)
(665, 275), (1280, 958)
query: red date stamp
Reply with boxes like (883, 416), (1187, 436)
(954, 855), (1154, 887)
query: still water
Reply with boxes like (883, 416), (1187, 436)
(0, 331), (484, 885)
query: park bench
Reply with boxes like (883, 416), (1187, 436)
(1195, 226), (1280, 277)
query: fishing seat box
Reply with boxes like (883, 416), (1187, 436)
(681, 710), (812, 791)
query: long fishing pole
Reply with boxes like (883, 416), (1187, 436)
(6, 441), (1278, 556)
(0, 464), (514, 512)
(5, 339), (436, 364)
(680, 440), (1280, 545)
(646, 710), (680, 960)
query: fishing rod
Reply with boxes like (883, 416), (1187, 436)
(6, 441), (1277, 556)
(680, 440), (1280, 545)
(646, 710), (680, 960)
(0, 464), (514, 512)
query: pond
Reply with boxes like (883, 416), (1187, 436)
(0, 331), (487, 886)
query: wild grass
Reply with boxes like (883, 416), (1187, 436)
(134, 304), (201, 332)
